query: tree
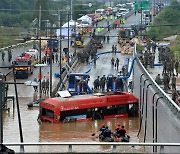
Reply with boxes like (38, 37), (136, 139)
(34, 0), (50, 28)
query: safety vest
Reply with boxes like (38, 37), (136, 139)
(110, 15), (113, 20)
(97, 27), (101, 33)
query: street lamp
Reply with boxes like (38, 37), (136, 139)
(42, 20), (49, 37)
(52, 10), (62, 91)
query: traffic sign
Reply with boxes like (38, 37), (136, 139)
(134, 1), (150, 11)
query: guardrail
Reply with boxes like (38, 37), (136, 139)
(4, 142), (180, 153)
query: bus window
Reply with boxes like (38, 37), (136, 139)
(42, 108), (54, 119)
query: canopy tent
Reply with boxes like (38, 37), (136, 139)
(56, 20), (79, 39)
(62, 20), (79, 28)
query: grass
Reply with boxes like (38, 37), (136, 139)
(0, 27), (23, 48)
(170, 36), (180, 59)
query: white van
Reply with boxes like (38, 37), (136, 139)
(95, 9), (106, 16)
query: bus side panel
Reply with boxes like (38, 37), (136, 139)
(104, 113), (128, 119)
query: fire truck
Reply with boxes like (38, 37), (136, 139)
(13, 53), (34, 79)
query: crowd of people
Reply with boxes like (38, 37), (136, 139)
(33, 72), (50, 96)
(138, 39), (179, 104)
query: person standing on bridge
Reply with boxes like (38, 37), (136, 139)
(155, 74), (162, 85)
(163, 73), (170, 92)
(1, 50), (5, 62)
(171, 74), (176, 91)
(174, 60), (179, 77)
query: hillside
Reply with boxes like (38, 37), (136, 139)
(146, 0), (180, 40)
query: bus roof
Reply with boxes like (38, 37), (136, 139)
(41, 92), (138, 112)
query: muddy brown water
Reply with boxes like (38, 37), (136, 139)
(3, 97), (150, 153)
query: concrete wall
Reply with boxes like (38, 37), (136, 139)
(133, 50), (180, 153)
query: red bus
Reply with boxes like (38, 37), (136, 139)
(40, 91), (138, 123)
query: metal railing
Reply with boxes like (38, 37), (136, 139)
(4, 142), (180, 153)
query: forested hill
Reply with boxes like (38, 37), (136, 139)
(146, 0), (180, 40)
(0, 0), (101, 27)
(0, 0), (34, 10)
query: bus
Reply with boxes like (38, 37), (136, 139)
(40, 91), (139, 123)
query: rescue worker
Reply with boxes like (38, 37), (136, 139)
(171, 74), (176, 90)
(114, 124), (121, 138)
(94, 76), (100, 90)
(45, 79), (49, 95)
(114, 45), (117, 54)
(115, 58), (119, 70)
(100, 76), (106, 92)
(172, 90), (177, 102)
(100, 124), (106, 136)
(107, 35), (110, 43)
(46, 72), (50, 82)
(55, 53), (58, 63)
(174, 60), (179, 77)
(112, 45), (115, 53)
(33, 78), (38, 92)
(118, 126), (126, 137)
(111, 57), (114, 66)
(1, 50), (5, 61)
(155, 74), (162, 85)
(8, 48), (12, 62)
(163, 73), (170, 91)
(103, 126), (112, 138)
(42, 79), (46, 94)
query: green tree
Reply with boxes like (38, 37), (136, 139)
(34, 0), (50, 28)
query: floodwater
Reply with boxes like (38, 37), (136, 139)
(3, 97), (150, 153)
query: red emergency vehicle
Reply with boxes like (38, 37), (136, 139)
(40, 91), (139, 123)
(13, 53), (34, 79)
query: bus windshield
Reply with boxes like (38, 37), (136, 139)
(42, 108), (54, 119)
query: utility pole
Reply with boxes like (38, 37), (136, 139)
(0, 73), (4, 144)
(38, 5), (42, 99)
(70, 0), (73, 20)
(12, 68), (24, 152)
(68, 13), (70, 64)
(59, 9), (62, 89)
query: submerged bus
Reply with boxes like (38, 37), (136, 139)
(40, 91), (138, 123)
